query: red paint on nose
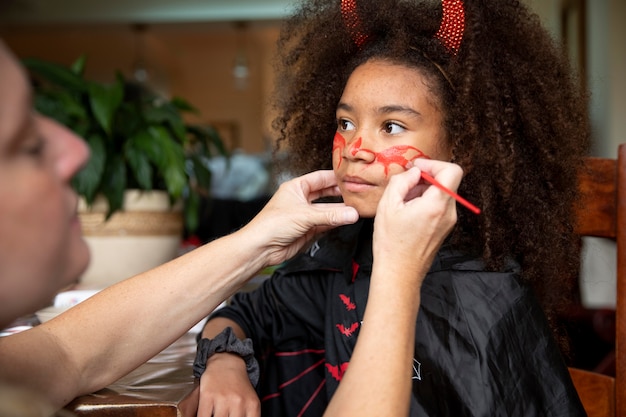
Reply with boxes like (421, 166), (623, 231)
(348, 136), (375, 159)
(350, 137), (361, 156)
(333, 132), (346, 169)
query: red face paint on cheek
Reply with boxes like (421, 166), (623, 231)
(334, 132), (429, 177)
(375, 145), (427, 176)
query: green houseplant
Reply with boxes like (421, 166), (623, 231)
(24, 55), (227, 233)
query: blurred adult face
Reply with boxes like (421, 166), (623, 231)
(333, 59), (450, 217)
(0, 41), (90, 327)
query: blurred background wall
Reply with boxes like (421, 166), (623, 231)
(0, 3), (287, 154)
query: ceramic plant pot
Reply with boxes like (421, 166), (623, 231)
(78, 190), (183, 288)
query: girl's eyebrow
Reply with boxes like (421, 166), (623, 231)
(336, 102), (353, 112)
(336, 102), (421, 119)
(377, 105), (422, 118)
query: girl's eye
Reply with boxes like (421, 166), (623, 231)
(383, 121), (405, 135)
(338, 119), (355, 132)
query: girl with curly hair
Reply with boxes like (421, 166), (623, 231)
(194, 0), (590, 415)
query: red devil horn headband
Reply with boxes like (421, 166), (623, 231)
(341, 0), (465, 55)
(434, 0), (465, 55)
(341, 0), (369, 47)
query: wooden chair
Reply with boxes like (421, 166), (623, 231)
(568, 143), (626, 417)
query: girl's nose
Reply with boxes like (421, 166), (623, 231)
(345, 136), (376, 163)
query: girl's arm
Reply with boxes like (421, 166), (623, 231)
(325, 161), (462, 416)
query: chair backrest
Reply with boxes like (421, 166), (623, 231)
(569, 368), (615, 416)
(569, 143), (626, 417)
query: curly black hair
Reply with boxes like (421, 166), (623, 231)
(271, 0), (590, 345)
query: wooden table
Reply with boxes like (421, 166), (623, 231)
(64, 332), (200, 417)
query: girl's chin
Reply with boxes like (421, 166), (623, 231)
(350, 204), (377, 218)
(341, 194), (379, 218)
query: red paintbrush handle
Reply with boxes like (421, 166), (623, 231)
(420, 171), (481, 215)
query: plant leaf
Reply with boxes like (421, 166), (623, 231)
(143, 101), (187, 143)
(71, 133), (107, 203)
(88, 79), (124, 135)
(184, 188), (200, 233)
(100, 155), (127, 218)
(33, 90), (87, 126)
(23, 58), (87, 92)
(125, 135), (154, 190)
(147, 126), (187, 199)
(187, 124), (229, 158)
(70, 55), (87, 76)
(170, 96), (198, 114)
(187, 154), (212, 192)
(114, 102), (143, 138)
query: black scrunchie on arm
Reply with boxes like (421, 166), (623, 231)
(193, 326), (259, 387)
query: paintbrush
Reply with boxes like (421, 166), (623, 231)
(420, 171), (481, 214)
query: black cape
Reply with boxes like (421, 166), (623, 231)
(211, 220), (586, 416)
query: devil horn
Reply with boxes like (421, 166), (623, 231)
(435, 0), (465, 55)
(341, 0), (368, 48)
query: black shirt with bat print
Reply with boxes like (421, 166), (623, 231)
(209, 219), (585, 417)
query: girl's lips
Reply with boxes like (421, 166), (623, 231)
(342, 175), (376, 192)
(343, 175), (374, 185)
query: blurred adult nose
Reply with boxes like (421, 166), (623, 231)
(39, 115), (90, 181)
